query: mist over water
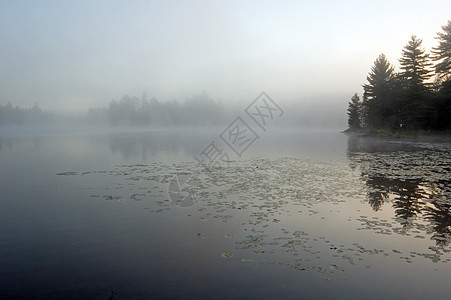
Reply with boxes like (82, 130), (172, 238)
(0, 88), (450, 299)
(1, 1), (451, 299)
(0, 128), (450, 299)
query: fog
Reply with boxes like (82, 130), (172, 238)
(1, 0), (450, 119)
(0, 93), (347, 133)
(3, 3), (451, 299)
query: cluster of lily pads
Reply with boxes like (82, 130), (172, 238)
(57, 142), (450, 278)
(348, 141), (451, 247)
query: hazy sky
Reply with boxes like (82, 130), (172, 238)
(1, 0), (450, 112)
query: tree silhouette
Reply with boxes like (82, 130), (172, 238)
(398, 35), (433, 129)
(422, 180), (451, 246)
(348, 20), (451, 131)
(365, 175), (391, 211)
(106, 92), (226, 127)
(362, 54), (395, 129)
(392, 178), (424, 230)
(347, 136), (451, 247)
(347, 93), (362, 129)
(432, 20), (451, 81)
(0, 102), (50, 124)
(431, 20), (451, 130)
(423, 199), (451, 247)
(400, 35), (433, 89)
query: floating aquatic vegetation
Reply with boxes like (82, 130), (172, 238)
(56, 171), (78, 176)
(221, 252), (234, 258)
(56, 142), (451, 279)
(130, 193), (146, 201)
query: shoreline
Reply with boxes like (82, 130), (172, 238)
(343, 128), (451, 143)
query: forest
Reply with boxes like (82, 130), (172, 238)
(0, 102), (51, 125)
(100, 92), (227, 126)
(347, 20), (451, 132)
(3, 21), (450, 131)
(0, 92), (228, 127)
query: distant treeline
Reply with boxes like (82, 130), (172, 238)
(0, 102), (51, 125)
(347, 20), (451, 131)
(88, 92), (228, 126)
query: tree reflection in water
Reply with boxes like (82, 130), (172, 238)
(423, 180), (451, 246)
(364, 176), (391, 211)
(391, 178), (423, 230)
(347, 136), (451, 247)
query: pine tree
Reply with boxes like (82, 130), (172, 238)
(362, 54), (395, 129)
(432, 20), (451, 81)
(431, 20), (451, 129)
(347, 93), (361, 129)
(398, 35), (433, 129)
(399, 35), (432, 90)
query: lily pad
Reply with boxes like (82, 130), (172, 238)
(221, 252), (234, 258)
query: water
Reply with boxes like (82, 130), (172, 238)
(0, 128), (450, 299)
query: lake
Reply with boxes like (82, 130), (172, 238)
(0, 128), (450, 299)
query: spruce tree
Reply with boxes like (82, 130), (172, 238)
(399, 35), (432, 90)
(432, 20), (451, 81)
(347, 93), (361, 129)
(362, 54), (395, 129)
(398, 35), (433, 129)
(431, 20), (451, 129)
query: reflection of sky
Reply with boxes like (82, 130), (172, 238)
(105, 129), (350, 161)
(0, 131), (450, 298)
(347, 137), (451, 248)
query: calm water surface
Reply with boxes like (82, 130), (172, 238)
(0, 128), (450, 299)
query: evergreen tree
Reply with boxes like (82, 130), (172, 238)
(431, 20), (451, 129)
(399, 35), (432, 90)
(347, 93), (361, 129)
(432, 20), (451, 81)
(398, 35), (433, 129)
(351, 22), (451, 132)
(362, 54), (395, 129)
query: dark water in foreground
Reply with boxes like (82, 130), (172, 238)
(0, 129), (450, 299)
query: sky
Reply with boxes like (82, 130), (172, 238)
(0, 0), (450, 112)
